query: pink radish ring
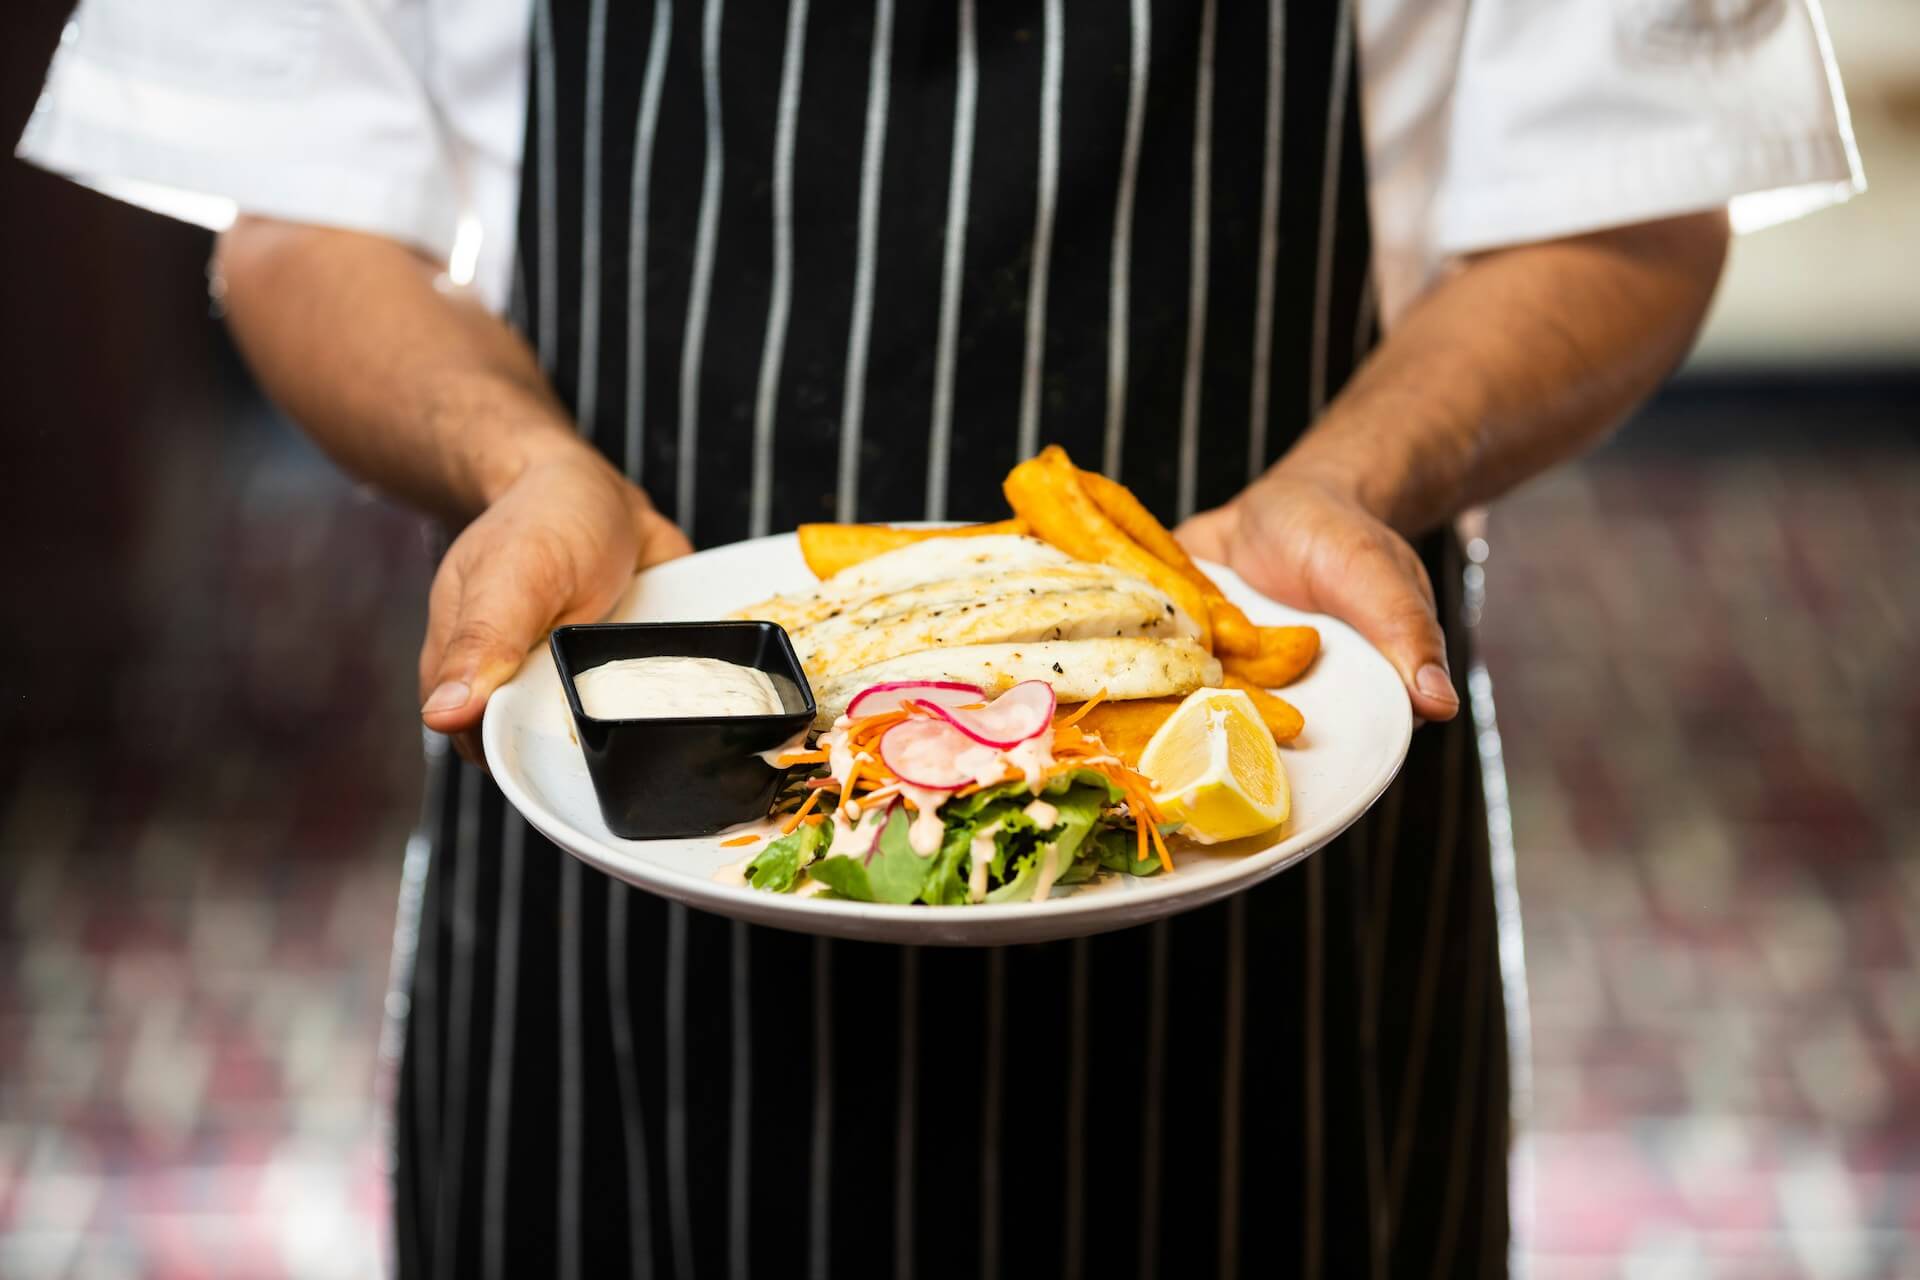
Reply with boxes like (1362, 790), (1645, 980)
(926, 680), (1056, 749)
(846, 680), (986, 720)
(878, 718), (976, 790)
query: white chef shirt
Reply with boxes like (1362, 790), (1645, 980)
(17, 0), (1863, 324)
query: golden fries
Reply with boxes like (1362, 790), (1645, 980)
(1067, 696), (1183, 768)
(1003, 448), (1215, 649)
(1072, 678), (1302, 763)
(1222, 674), (1305, 744)
(1076, 468), (1260, 657)
(797, 518), (1026, 579)
(1220, 625), (1320, 688)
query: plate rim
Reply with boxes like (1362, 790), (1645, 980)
(482, 531), (1414, 945)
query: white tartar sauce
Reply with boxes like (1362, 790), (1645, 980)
(573, 656), (782, 720)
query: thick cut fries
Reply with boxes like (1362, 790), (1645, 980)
(1069, 679), (1302, 764)
(1069, 696), (1183, 768)
(797, 518), (1025, 579)
(1219, 625), (1320, 688)
(1222, 674), (1305, 744)
(1076, 467), (1259, 656)
(1003, 449), (1214, 649)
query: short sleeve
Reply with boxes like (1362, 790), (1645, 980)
(1433, 0), (1865, 256)
(16, 0), (464, 266)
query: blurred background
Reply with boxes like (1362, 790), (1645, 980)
(1, 1), (1914, 1276)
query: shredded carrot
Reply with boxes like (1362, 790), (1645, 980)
(1136, 805), (1150, 864)
(1056, 688), (1109, 728)
(1149, 820), (1173, 872)
(801, 814), (826, 826)
(782, 786), (824, 833)
(778, 749), (830, 766)
(720, 834), (761, 848)
(845, 710), (908, 742)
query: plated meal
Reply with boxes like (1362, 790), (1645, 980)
(718, 446), (1322, 905)
(483, 445), (1411, 945)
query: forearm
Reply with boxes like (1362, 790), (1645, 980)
(213, 218), (595, 525)
(1279, 210), (1730, 535)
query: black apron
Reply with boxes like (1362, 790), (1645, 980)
(394, 1), (1512, 1275)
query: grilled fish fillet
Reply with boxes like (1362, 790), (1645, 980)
(738, 535), (1201, 679)
(745, 535), (1080, 631)
(812, 637), (1223, 725)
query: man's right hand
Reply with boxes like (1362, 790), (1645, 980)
(417, 448), (693, 764)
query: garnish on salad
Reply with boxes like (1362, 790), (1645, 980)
(745, 679), (1175, 905)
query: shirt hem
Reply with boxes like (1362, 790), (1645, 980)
(1434, 129), (1863, 256)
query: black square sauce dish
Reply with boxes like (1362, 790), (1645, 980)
(550, 621), (817, 840)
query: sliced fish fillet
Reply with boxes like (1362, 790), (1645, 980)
(813, 637), (1223, 725)
(739, 533), (1201, 681)
(784, 567), (1186, 677)
(740, 535), (1080, 632)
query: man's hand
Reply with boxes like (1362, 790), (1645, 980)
(1177, 471), (1460, 723)
(418, 449), (693, 762)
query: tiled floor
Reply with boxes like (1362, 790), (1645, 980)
(0, 381), (1914, 1277)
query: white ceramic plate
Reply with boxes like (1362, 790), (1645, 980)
(484, 532), (1412, 946)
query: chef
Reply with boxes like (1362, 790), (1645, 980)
(21, 1), (1860, 1274)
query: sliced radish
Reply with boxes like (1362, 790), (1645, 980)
(878, 718), (975, 790)
(927, 680), (1057, 748)
(846, 680), (986, 720)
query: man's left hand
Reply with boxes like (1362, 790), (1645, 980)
(1177, 471), (1461, 722)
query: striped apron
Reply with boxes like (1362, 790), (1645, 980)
(391, 1), (1514, 1275)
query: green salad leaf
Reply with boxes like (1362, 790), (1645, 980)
(986, 781), (1111, 902)
(1091, 825), (1164, 877)
(866, 806), (936, 904)
(745, 821), (829, 892)
(919, 823), (976, 907)
(750, 769), (1158, 904)
(810, 806), (934, 905)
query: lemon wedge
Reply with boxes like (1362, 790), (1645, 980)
(1137, 688), (1290, 844)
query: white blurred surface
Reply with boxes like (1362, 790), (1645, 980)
(1692, 0), (1920, 367)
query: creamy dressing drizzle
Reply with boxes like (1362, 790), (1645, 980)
(827, 804), (889, 858)
(893, 784), (954, 855)
(953, 744), (1012, 789)
(1003, 737), (1054, 789)
(574, 656), (782, 720)
(1030, 842), (1063, 903)
(1022, 798), (1060, 829)
(756, 725), (812, 767)
(814, 712), (1068, 894)
(968, 821), (1002, 903)
(1019, 801), (1064, 901)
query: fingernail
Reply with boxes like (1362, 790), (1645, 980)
(1416, 663), (1458, 704)
(422, 681), (471, 715)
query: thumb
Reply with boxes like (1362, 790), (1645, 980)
(1315, 546), (1459, 723)
(1173, 503), (1237, 566)
(420, 564), (561, 736)
(639, 509), (695, 568)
